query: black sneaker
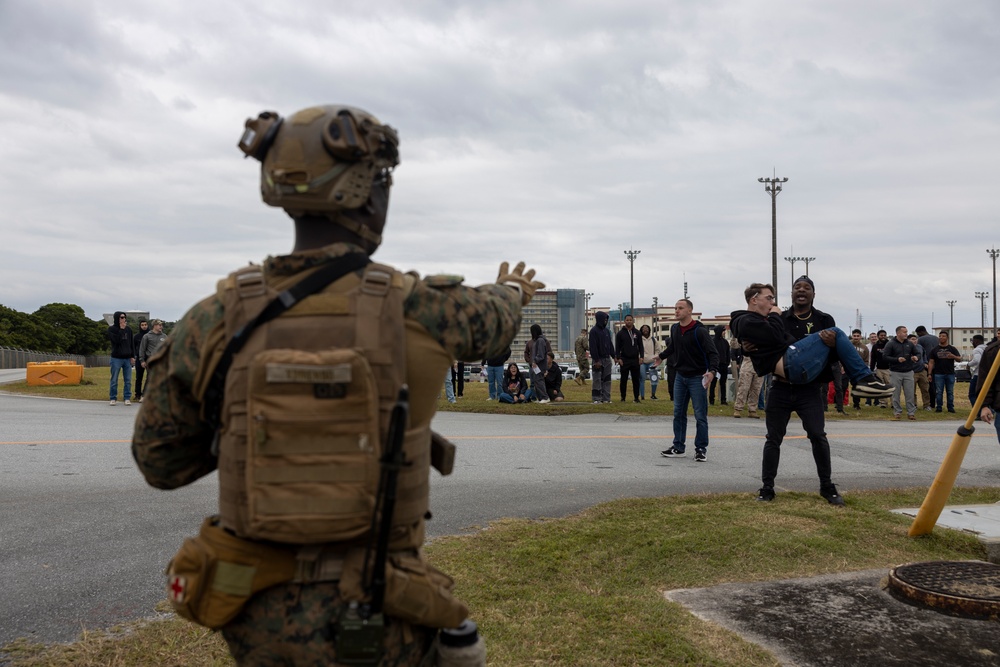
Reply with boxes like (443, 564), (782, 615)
(660, 447), (686, 458)
(695, 451), (707, 463)
(820, 485), (846, 506)
(852, 376), (893, 398)
(757, 487), (775, 502)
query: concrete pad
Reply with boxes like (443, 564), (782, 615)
(666, 568), (1000, 666)
(893, 503), (1000, 563)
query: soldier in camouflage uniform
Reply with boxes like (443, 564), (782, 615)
(574, 328), (590, 384)
(132, 104), (543, 666)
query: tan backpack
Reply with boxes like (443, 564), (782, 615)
(201, 255), (415, 544)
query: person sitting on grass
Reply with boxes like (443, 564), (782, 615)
(543, 351), (565, 402)
(729, 283), (893, 398)
(498, 362), (530, 404)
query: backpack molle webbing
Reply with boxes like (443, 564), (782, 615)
(211, 258), (429, 545)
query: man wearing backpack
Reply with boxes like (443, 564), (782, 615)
(132, 104), (542, 666)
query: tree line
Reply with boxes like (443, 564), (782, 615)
(0, 304), (174, 356)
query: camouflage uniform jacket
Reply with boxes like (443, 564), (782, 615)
(132, 242), (523, 489)
(574, 332), (589, 361)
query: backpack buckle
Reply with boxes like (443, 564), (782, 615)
(361, 269), (391, 296)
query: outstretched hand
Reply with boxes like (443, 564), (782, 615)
(497, 261), (545, 305)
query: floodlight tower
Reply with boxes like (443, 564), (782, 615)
(758, 173), (788, 306)
(946, 300), (957, 333)
(802, 256), (816, 276)
(624, 248), (640, 318)
(975, 291), (989, 339)
(988, 247), (999, 330)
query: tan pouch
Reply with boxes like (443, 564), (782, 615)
(166, 516), (297, 629)
(339, 548), (469, 629)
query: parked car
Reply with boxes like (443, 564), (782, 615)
(955, 361), (971, 383)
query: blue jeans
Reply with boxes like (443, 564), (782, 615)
(783, 328), (871, 385)
(639, 362), (658, 398)
(933, 374), (955, 411)
(443, 371), (456, 403)
(673, 374), (709, 453)
(486, 365), (505, 400)
(109, 357), (132, 401)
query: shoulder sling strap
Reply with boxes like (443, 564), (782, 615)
(203, 252), (371, 433)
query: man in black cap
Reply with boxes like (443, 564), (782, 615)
(754, 276), (847, 505)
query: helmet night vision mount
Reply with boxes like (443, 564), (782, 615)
(238, 105), (399, 224)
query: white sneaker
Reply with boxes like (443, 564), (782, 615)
(538, 399), (551, 404)
(124, 400), (132, 406)
(109, 400), (117, 406)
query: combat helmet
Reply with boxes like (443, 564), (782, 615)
(237, 105), (399, 249)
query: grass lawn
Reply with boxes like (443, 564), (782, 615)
(1, 370), (980, 422)
(3, 487), (997, 667)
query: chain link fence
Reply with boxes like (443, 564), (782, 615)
(0, 347), (110, 369)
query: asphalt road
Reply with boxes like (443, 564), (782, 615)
(1, 391), (999, 650)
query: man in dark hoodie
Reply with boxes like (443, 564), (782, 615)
(729, 280), (891, 505)
(106, 311), (135, 406)
(709, 325), (731, 405)
(589, 311), (614, 403)
(653, 298), (719, 462)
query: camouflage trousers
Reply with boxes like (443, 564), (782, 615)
(733, 357), (764, 414)
(577, 356), (590, 380)
(221, 582), (435, 667)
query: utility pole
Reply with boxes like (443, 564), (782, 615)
(584, 291), (594, 329)
(946, 300), (957, 334)
(624, 248), (640, 318)
(802, 256), (816, 276)
(758, 173), (788, 306)
(988, 247), (999, 331)
(975, 291), (989, 339)
(683, 272), (689, 300)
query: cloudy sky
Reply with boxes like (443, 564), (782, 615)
(2, 0), (998, 333)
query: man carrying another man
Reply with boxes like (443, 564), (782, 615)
(730, 278), (892, 505)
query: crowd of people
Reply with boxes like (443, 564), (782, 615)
(106, 313), (167, 406)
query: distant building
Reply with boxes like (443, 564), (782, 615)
(509, 289), (588, 358)
(931, 326), (996, 359)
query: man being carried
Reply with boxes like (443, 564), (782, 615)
(730, 279), (892, 506)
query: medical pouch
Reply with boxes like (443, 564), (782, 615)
(166, 516), (296, 629)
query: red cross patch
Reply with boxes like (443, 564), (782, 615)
(168, 575), (187, 603)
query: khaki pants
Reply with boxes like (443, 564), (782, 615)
(733, 357), (763, 414)
(913, 370), (930, 409)
(875, 368), (892, 406)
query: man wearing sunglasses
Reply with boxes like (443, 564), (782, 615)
(730, 278), (892, 505)
(106, 311), (136, 406)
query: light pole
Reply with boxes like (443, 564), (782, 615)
(988, 247), (999, 331)
(801, 256), (816, 276)
(624, 248), (640, 318)
(758, 174), (788, 305)
(975, 291), (989, 339)
(784, 256), (798, 287)
(584, 291), (594, 329)
(946, 300), (957, 334)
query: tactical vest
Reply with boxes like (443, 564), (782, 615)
(212, 261), (430, 547)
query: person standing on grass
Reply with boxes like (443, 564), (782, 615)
(654, 298), (719, 463)
(639, 324), (660, 400)
(132, 319), (149, 403)
(883, 325), (920, 421)
(106, 311), (135, 406)
(589, 311), (614, 404)
(137, 319), (167, 402)
(615, 314), (643, 403)
(928, 330), (961, 413)
(484, 345), (511, 401)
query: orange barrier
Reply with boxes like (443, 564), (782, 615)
(26, 361), (84, 386)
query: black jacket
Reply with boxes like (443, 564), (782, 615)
(614, 325), (643, 363)
(883, 338), (919, 373)
(107, 311), (135, 359)
(543, 361), (563, 395)
(979, 340), (1000, 413)
(712, 325), (731, 369)
(658, 321), (719, 378)
(484, 346), (512, 368)
(729, 310), (795, 377)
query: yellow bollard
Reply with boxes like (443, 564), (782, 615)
(26, 360), (84, 386)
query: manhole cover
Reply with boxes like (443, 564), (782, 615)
(886, 561), (1000, 619)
